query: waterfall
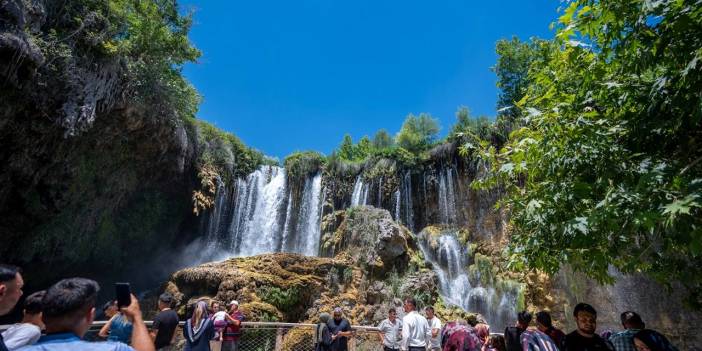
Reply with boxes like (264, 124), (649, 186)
(438, 166), (458, 226)
(351, 176), (365, 206)
(377, 177), (383, 207)
(203, 165), (323, 258)
(393, 189), (401, 221)
(418, 231), (519, 332)
(204, 179), (228, 250)
(295, 173), (323, 256)
(236, 166), (288, 256)
(401, 171), (414, 232)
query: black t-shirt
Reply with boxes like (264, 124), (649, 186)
(327, 318), (351, 351)
(563, 331), (613, 351)
(504, 326), (525, 351)
(153, 309), (179, 349)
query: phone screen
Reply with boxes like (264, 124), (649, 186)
(115, 282), (131, 308)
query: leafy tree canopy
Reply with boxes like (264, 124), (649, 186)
(395, 113), (440, 153)
(372, 129), (395, 149)
(477, 0), (702, 306)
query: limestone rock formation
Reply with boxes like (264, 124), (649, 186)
(320, 206), (411, 278)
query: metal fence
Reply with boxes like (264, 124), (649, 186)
(213, 322), (382, 351)
(2, 321), (383, 351)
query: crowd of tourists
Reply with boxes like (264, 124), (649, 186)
(314, 298), (680, 351)
(0, 265), (246, 351)
(0, 264), (683, 351)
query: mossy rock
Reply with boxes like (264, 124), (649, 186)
(280, 327), (315, 351)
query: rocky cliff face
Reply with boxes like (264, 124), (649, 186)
(0, 0), (257, 291)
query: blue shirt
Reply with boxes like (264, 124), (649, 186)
(16, 333), (135, 351)
(107, 314), (133, 344)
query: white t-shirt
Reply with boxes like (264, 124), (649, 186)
(428, 316), (442, 349)
(1, 323), (41, 350)
(400, 311), (431, 350)
(212, 311), (228, 322)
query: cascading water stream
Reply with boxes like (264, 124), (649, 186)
(201, 163), (518, 330)
(351, 176), (365, 207)
(204, 165), (324, 258)
(418, 231), (518, 332)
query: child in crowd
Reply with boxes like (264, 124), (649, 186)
(211, 304), (229, 341)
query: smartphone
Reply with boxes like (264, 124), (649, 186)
(115, 283), (131, 308)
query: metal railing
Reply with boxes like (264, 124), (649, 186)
(2, 321), (383, 351)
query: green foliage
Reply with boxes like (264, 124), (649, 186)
(386, 268), (404, 298)
(395, 113), (440, 153)
(342, 267), (354, 284)
(357, 136), (373, 159)
(38, 0), (202, 121)
(256, 286), (303, 313)
(413, 291), (433, 310)
(284, 151), (325, 179)
(450, 107), (506, 152)
(108, 0), (201, 118)
(480, 0), (702, 306)
(337, 134), (356, 161)
(195, 120), (266, 180)
(492, 37), (549, 124)
(372, 129), (395, 149)
(334, 134), (374, 162)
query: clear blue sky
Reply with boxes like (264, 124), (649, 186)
(181, 1), (558, 159)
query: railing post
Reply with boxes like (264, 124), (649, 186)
(275, 327), (284, 351)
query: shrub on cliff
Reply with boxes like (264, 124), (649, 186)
(284, 151), (325, 179)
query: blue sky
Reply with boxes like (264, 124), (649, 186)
(181, 1), (558, 159)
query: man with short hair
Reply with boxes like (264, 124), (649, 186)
(505, 310), (531, 351)
(424, 307), (441, 351)
(0, 264), (24, 351)
(2, 291), (44, 350)
(150, 293), (178, 351)
(608, 311), (645, 351)
(536, 311), (565, 347)
(222, 300), (244, 351)
(562, 303), (613, 351)
(377, 308), (403, 351)
(17, 277), (154, 351)
(400, 297), (431, 351)
(328, 307), (352, 351)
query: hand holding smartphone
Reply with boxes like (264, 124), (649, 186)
(115, 282), (131, 308)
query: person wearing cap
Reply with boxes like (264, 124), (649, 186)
(328, 307), (353, 351)
(221, 300), (244, 351)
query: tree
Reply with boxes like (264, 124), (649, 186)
(356, 136), (373, 159)
(492, 37), (550, 134)
(395, 113), (440, 153)
(449, 106), (493, 141)
(337, 134), (355, 161)
(372, 129), (394, 149)
(480, 0), (702, 306)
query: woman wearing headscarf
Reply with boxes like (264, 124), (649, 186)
(314, 312), (333, 351)
(184, 300), (215, 351)
(443, 320), (482, 351)
(633, 329), (679, 351)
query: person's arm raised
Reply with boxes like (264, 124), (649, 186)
(121, 294), (155, 351)
(98, 314), (115, 338)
